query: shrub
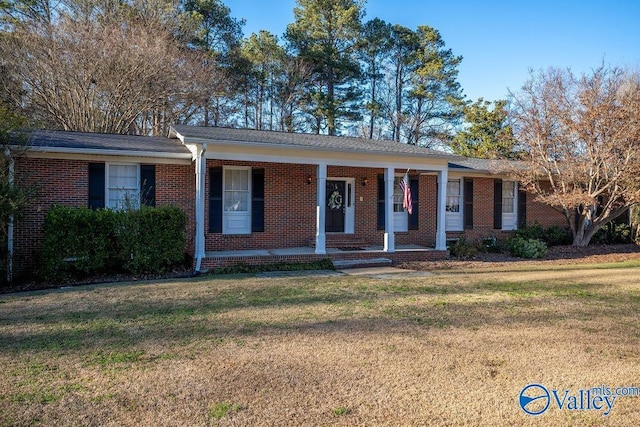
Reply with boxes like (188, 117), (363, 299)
(115, 206), (187, 275)
(41, 205), (187, 281)
(448, 236), (478, 259)
(42, 206), (113, 281)
(592, 222), (632, 245)
(515, 222), (571, 246)
(544, 225), (573, 246)
(507, 237), (547, 259)
(480, 236), (502, 253)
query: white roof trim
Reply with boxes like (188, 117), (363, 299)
(181, 135), (455, 159)
(23, 146), (193, 161)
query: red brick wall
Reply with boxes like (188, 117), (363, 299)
(447, 177), (567, 242)
(12, 157), (195, 279)
(525, 193), (568, 229)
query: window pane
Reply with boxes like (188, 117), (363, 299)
(393, 177), (405, 212)
(503, 198), (514, 213)
(109, 164), (138, 190)
(446, 180), (460, 212)
(502, 182), (515, 213)
(446, 196), (460, 212)
(225, 169), (249, 191)
(503, 181), (515, 197)
(447, 181), (460, 196)
(224, 191), (248, 211)
(108, 164), (139, 209)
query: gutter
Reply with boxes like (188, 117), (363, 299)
(193, 143), (207, 273)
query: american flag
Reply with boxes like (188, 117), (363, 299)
(399, 171), (413, 215)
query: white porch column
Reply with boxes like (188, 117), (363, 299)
(315, 163), (327, 254)
(194, 144), (207, 271)
(383, 167), (395, 252)
(436, 168), (448, 250)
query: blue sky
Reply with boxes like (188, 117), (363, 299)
(224, 0), (640, 102)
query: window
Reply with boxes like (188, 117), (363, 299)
(224, 168), (250, 212)
(107, 164), (139, 209)
(502, 181), (515, 214)
(393, 177), (405, 213)
(223, 167), (251, 234)
(446, 180), (461, 212)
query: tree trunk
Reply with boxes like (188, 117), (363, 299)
(369, 63), (376, 139)
(327, 64), (335, 136)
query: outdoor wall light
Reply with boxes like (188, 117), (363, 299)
(307, 175), (313, 185)
(362, 177), (368, 187)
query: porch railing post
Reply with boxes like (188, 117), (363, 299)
(436, 168), (448, 250)
(383, 166), (395, 252)
(315, 163), (327, 254)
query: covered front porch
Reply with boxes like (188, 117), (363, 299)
(168, 125), (459, 272)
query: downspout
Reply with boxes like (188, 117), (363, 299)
(194, 143), (207, 273)
(5, 148), (13, 283)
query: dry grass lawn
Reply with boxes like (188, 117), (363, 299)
(2, 260), (640, 426)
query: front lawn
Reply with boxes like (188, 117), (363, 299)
(1, 262), (640, 425)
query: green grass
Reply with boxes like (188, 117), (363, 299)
(209, 402), (243, 420)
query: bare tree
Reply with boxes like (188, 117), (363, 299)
(510, 66), (640, 246)
(1, 3), (205, 136)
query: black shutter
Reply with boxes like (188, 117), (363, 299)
(209, 167), (223, 233)
(409, 176), (419, 230)
(517, 188), (527, 228)
(140, 165), (156, 207)
(251, 168), (265, 232)
(493, 179), (503, 229)
(464, 178), (474, 230)
(377, 174), (385, 230)
(88, 163), (105, 210)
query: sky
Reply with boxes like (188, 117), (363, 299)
(224, 0), (640, 102)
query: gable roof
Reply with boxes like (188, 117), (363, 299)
(170, 125), (461, 160)
(25, 129), (192, 158)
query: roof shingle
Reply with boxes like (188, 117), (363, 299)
(27, 129), (191, 155)
(171, 125), (460, 159)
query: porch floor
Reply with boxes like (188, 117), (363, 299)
(204, 244), (436, 258)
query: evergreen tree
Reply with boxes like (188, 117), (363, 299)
(359, 17), (392, 139)
(285, 0), (363, 135)
(450, 98), (517, 159)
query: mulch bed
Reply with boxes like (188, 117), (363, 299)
(399, 243), (640, 271)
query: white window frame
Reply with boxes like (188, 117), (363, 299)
(502, 180), (518, 231)
(222, 166), (252, 235)
(105, 163), (140, 210)
(445, 178), (463, 231)
(393, 175), (408, 232)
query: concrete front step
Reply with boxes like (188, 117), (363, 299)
(332, 257), (393, 269)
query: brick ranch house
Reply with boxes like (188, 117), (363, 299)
(10, 125), (565, 279)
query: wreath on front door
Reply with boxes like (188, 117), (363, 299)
(328, 190), (343, 210)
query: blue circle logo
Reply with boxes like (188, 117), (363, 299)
(519, 384), (550, 415)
